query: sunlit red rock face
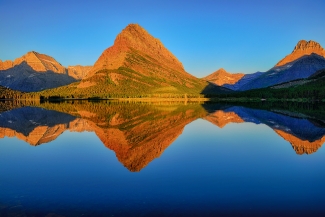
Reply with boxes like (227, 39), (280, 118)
(276, 40), (325, 66)
(79, 24), (206, 91)
(85, 24), (185, 78)
(0, 60), (14, 70)
(204, 110), (244, 128)
(0, 51), (66, 73)
(202, 68), (245, 86)
(274, 129), (325, 155)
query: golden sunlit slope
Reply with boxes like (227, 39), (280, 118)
(38, 24), (230, 98)
(276, 40), (325, 67)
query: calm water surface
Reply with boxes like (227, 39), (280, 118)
(0, 101), (325, 216)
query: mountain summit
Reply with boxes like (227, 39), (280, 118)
(202, 68), (244, 86)
(75, 23), (228, 96)
(276, 40), (325, 66)
(0, 51), (66, 73)
(85, 24), (185, 79)
(0, 51), (79, 91)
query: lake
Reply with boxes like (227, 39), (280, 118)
(1, 100), (325, 216)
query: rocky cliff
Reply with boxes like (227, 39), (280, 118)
(276, 40), (325, 67)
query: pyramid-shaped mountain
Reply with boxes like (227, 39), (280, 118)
(0, 51), (79, 92)
(202, 68), (244, 86)
(0, 52), (92, 92)
(75, 24), (228, 97)
(0, 51), (67, 73)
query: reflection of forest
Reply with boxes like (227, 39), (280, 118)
(1, 100), (325, 171)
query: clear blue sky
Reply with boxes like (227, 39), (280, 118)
(1, 0), (325, 77)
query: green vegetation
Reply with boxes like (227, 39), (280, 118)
(206, 74), (325, 102)
(0, 85), (39, 100)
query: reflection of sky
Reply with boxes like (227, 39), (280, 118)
(1, 119), (325, 215)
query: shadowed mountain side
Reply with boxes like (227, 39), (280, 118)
(0, 61), (77, 92)
(223, 72), (263, 91)
(200, 82), (234, 96)
(223, 40), (325, 91)
(239, 54), (325, 91)
(0, 51), (66, 73)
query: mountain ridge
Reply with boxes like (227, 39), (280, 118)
(0, 51), (91, 92)
(276, 40), (325, 67)
(223, 40), (325, 91)
(37, 23), (229, 98)
(202, 68), (245, 86)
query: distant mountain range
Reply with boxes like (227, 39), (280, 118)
(1, 23), (325, 96)
(0, 51), (91, 92)
(207, 40), (325, 91)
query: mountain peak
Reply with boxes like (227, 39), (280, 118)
(11, 51), (66, 73)
(84, 23), (186, 79)
(202, 68), (244, 86)
(216, 68), (227, 73)
(276, 40), (325, 66)
(294, 40), (322, 51)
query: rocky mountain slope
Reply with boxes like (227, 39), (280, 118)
(223, 40), (325, 91)
(0, 52), (91, 92)
(240, 53), (325, 90)
(223, 72), (263, 91)
(276, 40), (325, 66)
(202, 68), (244, 86)
(64, 23), (228, 97)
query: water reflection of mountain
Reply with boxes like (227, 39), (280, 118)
(203, 104), (325, 155)
(0, 102), (207, 171)
(1, 101), (325, 171)
(0, 107), (88, 145)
